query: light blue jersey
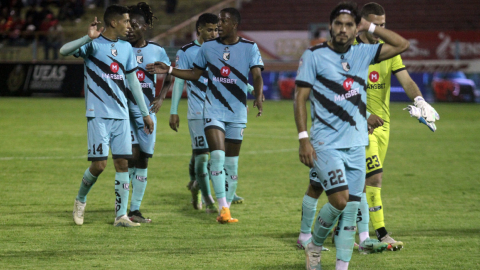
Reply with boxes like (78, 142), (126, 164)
(193, 37), (263, 123)
(127, 41), (170, 118)
(75, 35), (137, 120)
(296, 42), (382, 150)
(176, 41), (209, 120)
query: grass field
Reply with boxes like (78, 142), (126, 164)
(0, 98), (479, 269)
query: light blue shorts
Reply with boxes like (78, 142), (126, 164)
(188, 119), (209, 154)
(312, 146), (365, 201)
(87, 117), (131, 161)
(130, 113), (157, 157)
(204, 118), (246, 144)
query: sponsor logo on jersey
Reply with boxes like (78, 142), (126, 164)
(343, 78), (354, 91)
(369, 71), (379, 82)
(367, 83), (386, 90)
(136, 70), (145, 81)
(136, 55), (143, 64)
(220, 66), (231, 77)
(110, 62), (119, 73)
(334, 88), (360, 102)
(212, 76), (237, 84)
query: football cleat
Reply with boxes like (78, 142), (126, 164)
(216, 206), (238, 224)
(305, 242), (322, 270)
(73, 199), (86, 225)
(128, 210), (152, 223)
(358, 238), (388, 254)
(297, 238), (329, 251)
(380, 234), (404, 251)
(205, 203), (218, 214)
(232, 193), (244, 204)
(187, 180), (202, 210)
(114, 215), (141, 227)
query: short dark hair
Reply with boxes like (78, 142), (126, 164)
(220, 7), (241, 25)
(128, 2), (156, 28)
(196, 13), (219, 34)
(360, 2), (385, 18)
(104, 5), (129, 28)
(329, 1), (360, 25)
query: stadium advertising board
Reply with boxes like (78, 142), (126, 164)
(0, 62), (84, 97)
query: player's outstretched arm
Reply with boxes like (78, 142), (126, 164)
(358, 18), (409, 62)
(251, 67), (263, 117)
(59, 17), (103, 56)
(294, 86), (316, 168)
(168, 77), (185, 132)
(395, 70), (422, 101)
(146, 63), (204, 81)
(150, 74), (172, 114)
(126, 72), (154, 134)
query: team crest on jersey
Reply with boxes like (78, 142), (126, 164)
(176, 55), (179, 65)
(136, 55), (143, 64)
(111, 48), (118, 57)
(223, 47), (230, 61)
(342, 62), (350, 72)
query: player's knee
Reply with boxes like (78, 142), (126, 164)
(209, 150), (225, 172)
(328, 192), (348, 210)
(366, 173), (382, 187)
(113, 158), (128, 172)
(91, 160), (107, 174)
(306, 183), (323, 199)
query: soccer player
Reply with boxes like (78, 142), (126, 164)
(294, 2), (410, 269)
(60, 5), (154, 227)
(125, 2), (171, 223)
(169, 13), (219, 213)
(148, 7), (264, 224)
(355, 2), (439, 250)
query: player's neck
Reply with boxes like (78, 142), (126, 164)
(132, 38), (147, 48)
(220, 34), (239, 45)
(196, 37), (204, 45)
(102, 28), (119, 41)
(327, 40), (350, 53)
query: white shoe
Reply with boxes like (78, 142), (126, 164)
(114, 215), (141, 227)
(73, 199), (86, 225)
(305, 242), (322, 270)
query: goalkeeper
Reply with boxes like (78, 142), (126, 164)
(356, 2), (439, 250)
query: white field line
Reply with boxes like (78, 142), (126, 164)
(0, 148), (297, 161)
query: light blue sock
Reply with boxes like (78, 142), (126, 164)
(357, 193), (370, 235)
(195, 154), (211, 201)
(128, 167), (136, 183)
(335, 201), (360, 262)
(209, 150), (226, 199)
(225, 156), (239, 203)
(312, 203), (342, 246)
(115, 172), (130, 217)
(76, 168), (98, 203)
(301, 195), (319, 234)
(130, 168), (147, 212)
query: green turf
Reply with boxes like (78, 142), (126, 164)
(0, 98), (479, 269)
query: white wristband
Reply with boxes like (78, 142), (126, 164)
(168, 66), (173, 74)
(299, 131), (308, 140)
(368, 23), (376, 34)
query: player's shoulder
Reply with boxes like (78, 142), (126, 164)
(147, 41), (163, 48)
(180, 41), (199, 52)
(239, 37), (255, 45)
(308, 42), (329, 52)
(116, 38), (133, 48)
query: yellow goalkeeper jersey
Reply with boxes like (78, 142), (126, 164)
(354, 36), (406, 123)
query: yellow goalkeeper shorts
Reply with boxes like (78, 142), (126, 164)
(366, 122), (390, 178)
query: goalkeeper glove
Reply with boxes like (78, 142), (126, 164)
(404, 105), (437, 132)
(414, 96), (440, 122)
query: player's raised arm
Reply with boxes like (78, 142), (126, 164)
(251, 67), (263, 117)
(59, 17), (104, 56)
(357, 17), (409, 62)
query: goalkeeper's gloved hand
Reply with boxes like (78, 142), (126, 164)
(404, 105), (437, 132)
(414, 96), (440, 122)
